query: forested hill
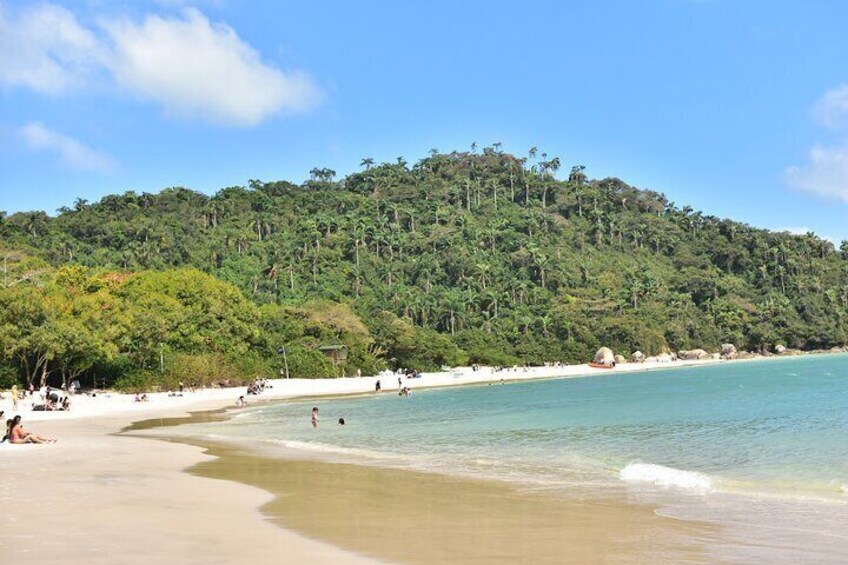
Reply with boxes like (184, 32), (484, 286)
(3, 147), (848, 386)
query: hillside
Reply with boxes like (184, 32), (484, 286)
(2, 147), (847, 387)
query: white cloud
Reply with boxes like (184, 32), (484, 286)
(20, 122), (116, 173)
(0, 3), (103, 94)
(100, 9), (320, 126)
(785, 144), (848, 204)
(0, 4), (320, 126)
(812, 84), (848, 130)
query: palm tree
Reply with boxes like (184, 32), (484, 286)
(443, 288), (465, 335)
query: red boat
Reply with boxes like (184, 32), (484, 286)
(587, 362), (615, 369)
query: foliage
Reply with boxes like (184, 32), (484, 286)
(3, 146), (848, 388)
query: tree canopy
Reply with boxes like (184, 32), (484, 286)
(3, 146), (847, 388)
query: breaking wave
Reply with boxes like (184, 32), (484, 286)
(620, 463), (713, 490)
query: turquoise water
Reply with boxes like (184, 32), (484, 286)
(174, 355), (848, 562)
(190, 355), (848, 499)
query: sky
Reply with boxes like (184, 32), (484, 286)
(2, 0), (848, 242)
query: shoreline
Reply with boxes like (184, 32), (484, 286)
(7, 356), (731, 425)
(175, 437), (719, 564)
(0, 355), (826, 563)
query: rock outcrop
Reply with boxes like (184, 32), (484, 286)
(774, 344), (787, 354)
(720, 343), (737, 359)
(593, 347), (615, 365)
(631, 351), (645, 363)
(678, 349), (709, 360)
(614, 354), (627, 365)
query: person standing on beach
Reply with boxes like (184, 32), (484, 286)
(398, 376), (402, 390)
(311, 407), (319, 428)
(11, 385), (18, 410)
(375, 379), (381, 393)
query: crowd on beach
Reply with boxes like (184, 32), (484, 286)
(234, 377), (273, 408)
(3, 383), (75, 413)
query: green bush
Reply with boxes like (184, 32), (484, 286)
(455, 330), (521, 366)
(114, 370), (162, 393)
(285, 345), (336, 378)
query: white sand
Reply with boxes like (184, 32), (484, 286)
(0, 359), (722, 564)
(3, 358), (722, 424)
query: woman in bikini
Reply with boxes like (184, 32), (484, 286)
(9, 415), (55, 444)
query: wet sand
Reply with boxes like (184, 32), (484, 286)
(140, 429), (721, 565)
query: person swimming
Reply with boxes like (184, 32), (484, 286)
(338, 417), (346, 425)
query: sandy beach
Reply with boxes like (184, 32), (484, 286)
(0, 359), (723, 564)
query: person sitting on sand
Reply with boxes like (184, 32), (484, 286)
(311, 407), (319, 428)
(60, 397), (70, 411)
(1, 418), (11, 443)
(9, 415), (56, 444)
(236, 396), (247, 408)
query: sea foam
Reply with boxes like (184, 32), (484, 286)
(620, 463), (713, 490)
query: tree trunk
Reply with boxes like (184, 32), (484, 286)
(39, 363), (49, 388)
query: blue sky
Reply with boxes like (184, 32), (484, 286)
(2, 0), (848, 242)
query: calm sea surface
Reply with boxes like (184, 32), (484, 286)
(171, 354), (848, 562)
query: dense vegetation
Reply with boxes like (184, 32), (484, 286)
(2, 146), (847, 389)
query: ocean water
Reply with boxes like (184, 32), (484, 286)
(173, 354), (848, 562)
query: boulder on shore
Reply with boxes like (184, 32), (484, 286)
(656, 352), (673, 363)
(593, 347), (615, 365)
(720, 343), (737, 359)
(614, 354), (627, 365)
(774, 344), (787, 354)
(631, 351), (645, 363)
(679, 349), (709, 360)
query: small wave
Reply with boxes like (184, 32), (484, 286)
(264, 438), (408, 461)
(620, 463), (713, 490)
